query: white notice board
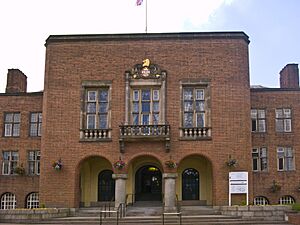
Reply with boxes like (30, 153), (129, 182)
(229, 172), (248, 205)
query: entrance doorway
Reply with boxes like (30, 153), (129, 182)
(182, 168), (199, 200)
(135, 165), (162, 201)
(98, 170), (115, 201)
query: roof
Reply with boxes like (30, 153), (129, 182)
(45, 31), (250, 46)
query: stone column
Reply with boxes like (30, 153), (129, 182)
(163, 173), (178, 212)
(112, 174), (128, 208)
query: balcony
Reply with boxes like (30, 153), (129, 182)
(119, 124), (170, 153)
(80, 129), (112, 141)
(180, 127), (211, 140)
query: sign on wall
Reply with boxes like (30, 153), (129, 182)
(229, 172), (248, 206)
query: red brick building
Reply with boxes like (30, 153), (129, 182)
(0, 32), (299, 209)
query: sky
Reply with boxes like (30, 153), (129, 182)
(0, 0), (299, 92)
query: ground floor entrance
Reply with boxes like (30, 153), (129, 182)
(135, 165), (162, 201)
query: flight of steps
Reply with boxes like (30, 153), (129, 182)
(36, 205), (290, 225)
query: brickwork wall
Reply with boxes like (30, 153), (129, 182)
(40, 33), (252, 207)
(251, 89), (300, 204)
(0, 93), (43, 208)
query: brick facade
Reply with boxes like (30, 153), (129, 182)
(0, 32), (299, 209)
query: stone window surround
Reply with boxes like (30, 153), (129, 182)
(80, 80), (112, 141)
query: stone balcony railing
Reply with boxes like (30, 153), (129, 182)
(119, 124), (170, 152)
(80, 129), (111, 141)
(180, 127), (211, 139)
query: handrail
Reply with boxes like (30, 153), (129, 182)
(100, 202), (126, 225)
(162, 194), (182, 225)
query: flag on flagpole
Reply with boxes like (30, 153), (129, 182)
(136, 0), (143, 6)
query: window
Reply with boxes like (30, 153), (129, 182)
(254, 196), (269, 205)
(279, 195), (295, 205)
(0, 193), (16, 209)
(251, 109), (266, 132)
(131, 89), (160, 125)
(86, 89), (109, 129)
(28, 151), (40, 175)
(183, 88), (205, 128)
(29, 112), (42, 137)
(252, 147), (268, 171)
(275, 108), (292, 132)
(2, 151), (18, 175)
(4, 113), (20, 137)
(277, 147), (294, 171)
(26, 192), (39, 209)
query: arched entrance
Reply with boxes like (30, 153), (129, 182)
(98, 170), (115, 201)
(182, 168), (199, 200)
(135, 165), (162, 201)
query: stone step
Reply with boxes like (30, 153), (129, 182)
(38, 215), (289, 225)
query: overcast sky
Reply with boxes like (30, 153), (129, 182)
(0, 0), (299, 92)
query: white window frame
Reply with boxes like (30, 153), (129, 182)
(26, 192), (39, 209)
(251, 109), (266, 132)
(254, 196), (269, 205)
(4, 112), (20, 137)
(86, 88), (110, 129)
(279, 195), (295, 205)
(182, 87), (206, 128)
(0, 193), (16, 209)
(277, 147), (294, 171)
(28, 150), (40, 175)
(275, 108), (292, 132)
(131, 88), (160, 125)
(252, 147), (268, 171)
(2, 151), (19, 175)
(29, 112), (42, 137)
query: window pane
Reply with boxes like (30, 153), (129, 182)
(184, 113), (193, 127)
(257, 110), (265, 119)
(276, 120), (284, 132)
(283, 109), (291, 118)
(30, 124), (38, 136)
(284, 119), (291, 132)
(153, 114), (159, 125)
(11, 152), (18, 160)
(153, 102), (159, 112)
(251, 120), (257, 132)
(31, 113), (38, 122)
(195, 89), (204, 100)
(99, 114), (107, 129)
(132, 114), (139, 125)
(275, 109), (283, 118)
(99, 103), (108, 113)
(258, 120), (266, 132)
(87, 103), (96, 113)
(184, 101), (193, 112)
(153, 90), (160, 101)
(133, 103), (139, 113)
(278, 158), (284, 170)
(3, 162), (9, 175)
(141, 90), (151, 101)
(87, 115), (96, 129)
(28, 162), (35, 175)
(5, 113), (13, 122)
(13, 124), (20, 136)
(88, 91), (96, 101)
(142, 102), (150, 112)
(251, 109), (257, 119)
(38, 124), (42, 136)
(286, 158), (294, 170)
(183, 89), (193, 100)
(3, 152), (10, 160)
(13, 113), (20, 122)
(196, 113), (204, 127)
(252, 158), (258, 171)
(4, 124), (12, 136)
(99, 90), (108, 102)
(196, 101), (205, 111)
(133, 90), (139, 101)
(142, 114), (149, 125)
(261, 158), (268, 171)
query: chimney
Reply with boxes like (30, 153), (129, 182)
(279, 64), (299, 88)
(5, 69), (27, 93)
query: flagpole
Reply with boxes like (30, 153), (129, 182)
(145, 0), (148, 33)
